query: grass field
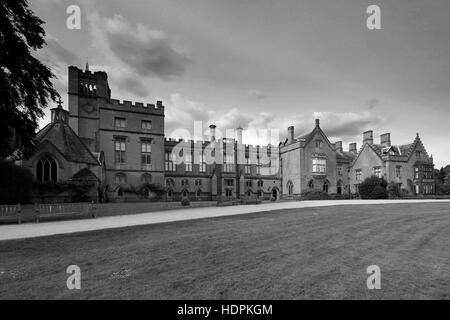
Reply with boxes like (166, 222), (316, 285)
(0, 203), (449, 299)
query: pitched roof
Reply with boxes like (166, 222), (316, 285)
(35, 122), (99, 165)
(336, 151), (356, 162)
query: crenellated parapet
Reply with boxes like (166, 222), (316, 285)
(108, 99), (165, 115)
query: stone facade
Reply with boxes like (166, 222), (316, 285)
(15, 65), (435, 202)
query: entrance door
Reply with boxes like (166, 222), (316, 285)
(272, 189), (277, 200)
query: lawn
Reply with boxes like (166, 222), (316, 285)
(0, 203), (449, 299)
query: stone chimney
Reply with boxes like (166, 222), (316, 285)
(380, 133), (391, 147)
(315, 118), (320, 127)
(287, 126), (294, 144)
(236, 125), (243, 144)
(363, 130), (374, 145)
(335, 141), (343, 153)
(349, 142), (357, 153)
(209, 124), (216, 142)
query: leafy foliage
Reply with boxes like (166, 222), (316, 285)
(301, 189), (331, 200)
(359, 176), (388, 199)
(181, 198), (190, 206)
(0, 0), (59, 158)
(0, 161), (33, 204)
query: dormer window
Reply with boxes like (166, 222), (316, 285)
(416, 150), (422, 159)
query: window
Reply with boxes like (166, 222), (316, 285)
(165, 152), (176, 171)
(287, 181), (294, 195)
(414, 167), (420, 179)
(166, 179), (175, 187)
(256, 157), (261, 175)
(36, 155), (57, 182)
(416, 150), (422, 159)
(337, 166), (343, 176)
(323, 181), (329, 193)
(185, 152), (193, 172)
(195, 179), (202, 186)
(141, 120), (152, 131)
(224, 179), (234, 187)
(182, 190), (188, 198)
(115, 173), (126, 184)
(114, 138), (126, 163)
(308, 180), (314, 189)
(424, 166), (433, 179)
(257, 180), (264, 187)
(245, 156), (251, 174)
(196, 189), (202, 198)
(373, 167), (382, 178)
(225, 189), (233, 197)
(315, 140), (323, 148)
(141, 141), (152, 165)
(199, 153), (206, 172)
(356, 169), (362, 182)
(167, 189), (173, 198)
(312, 157), (326, 173)
(114, 117), (126, 128)
(258, 190), (264, 198)
(141, 174), (152, 184)
(223, 153), (234, 172)
(396, 166), (402, 178)
(246, 180), (253, 188)
(181, 179), (189, 187)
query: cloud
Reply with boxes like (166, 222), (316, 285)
(92, 14), (189, 80)
(248, 89), (266, 100)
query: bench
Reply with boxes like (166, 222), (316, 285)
(35, 201), (96, 223)
(0, 204), (22, 224)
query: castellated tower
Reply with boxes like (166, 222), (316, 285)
(68, 65), (111, 152)
(67, 65), (166, 190)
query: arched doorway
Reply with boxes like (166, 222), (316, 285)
(337, 180), (343, 195)
(272, 188), (278, 200)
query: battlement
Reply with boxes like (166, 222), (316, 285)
(108, 99), (165, 114)
(163, 137), (279, 152)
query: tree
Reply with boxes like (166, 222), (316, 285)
(0, 0), (58, 158)
(359, 176), (388, 199)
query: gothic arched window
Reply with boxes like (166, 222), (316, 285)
(308, 180), (314, 189)
(287, 180), (293, 195)
(36, 155), (58, 182)
(323, 181), (329, 193)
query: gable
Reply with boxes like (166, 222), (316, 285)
(351, 143), (383, 168)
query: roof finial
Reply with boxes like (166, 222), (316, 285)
(85, 57), (90, 72)
(57, 97), (63, 108)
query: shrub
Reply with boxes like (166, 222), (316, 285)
(181, 198), (190, 206)
(0, 161), (33, 204)
(301, 189), (331, 200)
(359, 176), (388, 199)
(387, 181), (400, 198)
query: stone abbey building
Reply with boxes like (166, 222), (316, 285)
(13, 66), (436, 202)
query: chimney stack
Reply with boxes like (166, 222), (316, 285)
(349, 142), (357, 153)
(335, 141), (343, 153)
(380, 133), (391, 147)
(287, 126), (294, 144)
(236, 125), (243, 144)
(315, 118), (320, 127)
(209, 124), (216, 142)
(363, 130), (374, 145)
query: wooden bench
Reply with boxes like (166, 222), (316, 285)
(35, 201), (96, 223)
(0, 204), (22, 224)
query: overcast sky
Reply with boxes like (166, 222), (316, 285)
(32, 0), (450, 167)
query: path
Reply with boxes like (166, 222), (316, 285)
(1, 199), (449, 241)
